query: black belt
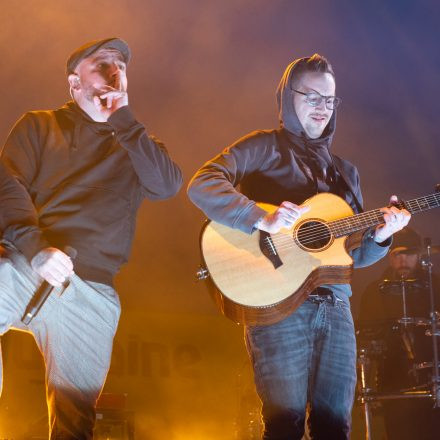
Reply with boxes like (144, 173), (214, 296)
(307, 287), (334, 303)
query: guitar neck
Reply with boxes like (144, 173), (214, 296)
(329, 192), (440, 238)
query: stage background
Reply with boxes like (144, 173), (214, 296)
(0, 1), (439, 438)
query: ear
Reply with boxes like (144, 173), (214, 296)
(68, 74), (81, 91)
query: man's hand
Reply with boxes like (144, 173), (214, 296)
(93, 71), (128, 121)
(0, 245), (7, 260)
(256, 201), (310, 234)
(374, 195), (411, 243)
(31, 247), (74, 287)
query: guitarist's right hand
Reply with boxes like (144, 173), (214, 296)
(256, 201), (310, 234)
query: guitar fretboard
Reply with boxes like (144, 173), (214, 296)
(329, 193), (440, 238)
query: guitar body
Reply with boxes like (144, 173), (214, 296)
(200, 193), (357, 326)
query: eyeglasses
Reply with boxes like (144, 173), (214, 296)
(293, 89), (341, 110)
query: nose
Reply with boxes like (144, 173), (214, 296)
(109, 62), (121, 76)
(107, 63), (123, 86)
(315, 98), (327, 111)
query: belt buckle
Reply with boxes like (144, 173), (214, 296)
(308, 290), (334, 304)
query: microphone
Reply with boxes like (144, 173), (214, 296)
(21, 246), (77, 325)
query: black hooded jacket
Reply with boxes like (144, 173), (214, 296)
(187, 59), (389, 299)
(0, 102), (182, 285)
(188, 59), (363, 233)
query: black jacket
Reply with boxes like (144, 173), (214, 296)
(1, 101), (182, 285)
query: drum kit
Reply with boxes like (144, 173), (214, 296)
(356, 241), (440, 440)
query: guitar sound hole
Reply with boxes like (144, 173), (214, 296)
(295, 220), (332, 251)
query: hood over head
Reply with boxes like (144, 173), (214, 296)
(276, 55), (337, 148)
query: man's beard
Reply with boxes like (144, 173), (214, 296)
(395, 266), (415, 279)
(83, 84), (104, 103)
(79, 77), (114, 103)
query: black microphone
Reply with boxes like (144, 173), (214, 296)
(21, 246), (77, 325)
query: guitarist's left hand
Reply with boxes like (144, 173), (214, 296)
(374, 195), (411, 243)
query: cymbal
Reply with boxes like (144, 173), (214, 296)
(418, 245), (440, 254)
(427, 245), (440, 254)
(379, 279), (428, 295)
(397, 317), (431, 326)
(356, 318), (397, 329)
(392, 245), (440, 255)
(355, 318), (396, 337)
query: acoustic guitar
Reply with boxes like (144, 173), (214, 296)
(198, 191), (440, 326)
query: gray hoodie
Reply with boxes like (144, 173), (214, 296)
(188, 59), (389, 299)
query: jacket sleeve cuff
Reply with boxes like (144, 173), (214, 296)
(363, 228), (391, 257)
(107, 106), (137, 131)
(233, 203), (267, 235)
(3, 225), (49, 263)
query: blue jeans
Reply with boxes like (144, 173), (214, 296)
(245, 295), (357, 440)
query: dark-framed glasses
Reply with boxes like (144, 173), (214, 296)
(293, 89), (341, 110)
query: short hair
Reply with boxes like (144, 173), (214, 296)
(291, 53), (335, 89)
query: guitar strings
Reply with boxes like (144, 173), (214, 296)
(266, 201), (440, 253)
(267, 210), (383, 246)
(265, 194), (440, 250)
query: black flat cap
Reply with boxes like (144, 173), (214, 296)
(390, 227), (422, 255)
(66, 37), (131, 75)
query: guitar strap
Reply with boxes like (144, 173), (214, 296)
(331, 154), (364, 214)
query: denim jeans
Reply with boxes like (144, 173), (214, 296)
(245, 295), (357, 440)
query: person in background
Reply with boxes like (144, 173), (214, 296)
(359, 227), (440, 440)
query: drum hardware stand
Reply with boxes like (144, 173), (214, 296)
(359, 238), (440, 439)
(358, 349), (433, 440)
(358, 370), (432, 440)
(397, 277), (417, 368)
(399, 276), (410, 324)
(357, 348), (374, 440)
(420, 237), (440, 407)
(359, 184), (440, 438)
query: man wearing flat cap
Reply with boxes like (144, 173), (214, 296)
(359, 227), (440, 439)
(0, 38), (182, 438)
(359, 227), (437, 322)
